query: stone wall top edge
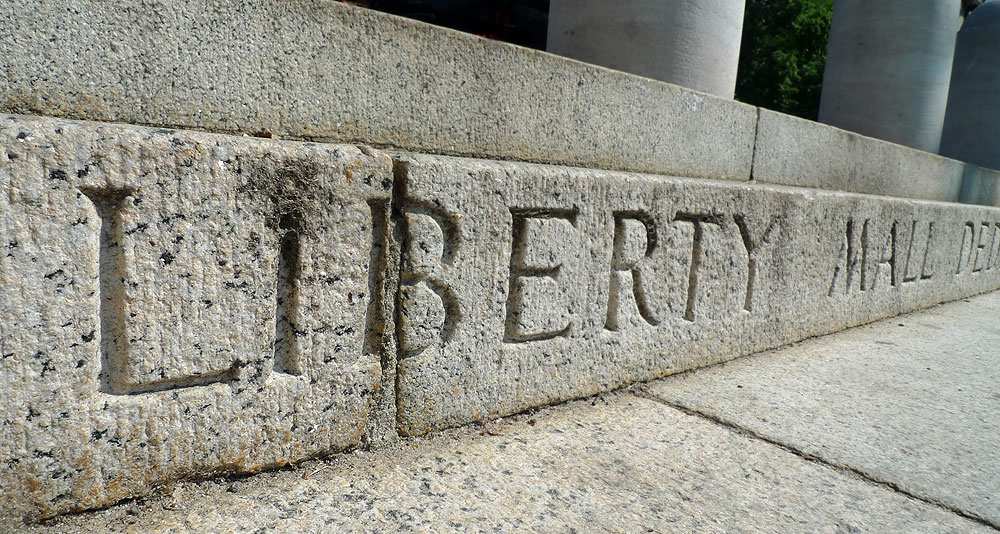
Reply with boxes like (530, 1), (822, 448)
(0, 0), (755, 182)
(753, 108), (967, 204)
(0, 112), (345, 145)
(757, 109), (962, 164)
(392, 148), (998, 212)
(960, 164), (1000, 207)
(4, 0), (983, 205)
(4, 112), (993, 212)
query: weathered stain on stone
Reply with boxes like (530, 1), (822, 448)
(0, 114), (393, 523)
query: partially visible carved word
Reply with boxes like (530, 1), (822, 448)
(956, 221), (1000, 274)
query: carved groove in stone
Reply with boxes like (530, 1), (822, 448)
(396, 201), (461, 359)
(273, 213), (303, 376)
(364, 198), (393, 362)
(605, 211), (659, 330)
(504, 207), (577, 343)
(958, 221), (976, 275)
(82, 187), (238, 395)
(674, 212), (723, 322)
(734, 214), (778, 313)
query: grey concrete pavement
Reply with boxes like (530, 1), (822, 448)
(16, 292), (1000, 534)
(23, 383), (995, 531)
(647, 290), (1000, 527)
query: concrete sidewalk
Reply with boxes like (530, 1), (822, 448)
(22, 291), (1000, 534)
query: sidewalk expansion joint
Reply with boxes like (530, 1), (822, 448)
(632, 388), (1000, 532)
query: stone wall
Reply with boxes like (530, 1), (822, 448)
(3, 0), (1000, 524)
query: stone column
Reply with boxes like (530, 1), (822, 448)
(940, 1), (1000, 171)
(818, 0), (961, 153)
(546, 0), (746, 99)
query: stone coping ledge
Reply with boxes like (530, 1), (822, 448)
(0, 0), (755, 182)
(3, 0), (999, 206)
(753, 110), (965, 203)
(961, 165), (1000, 207)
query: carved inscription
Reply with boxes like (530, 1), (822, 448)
(393, 203), (791, 352)
(393, 155), (1000, 437)
(81, 184), (325, 392)
(273, 214), (303, 376)
(394, 187), (1000, 359)
(871, 222), (895, 290)
(829, 218), (934, 296)
(991, 224), (1000, 271)
(82, 188), (138, 394)
(82, 187), (241, 395)
(397, 205), (460, 357)
(605, 212), (658, 330)
(829, 218), (864, 295)
(504, 209), (577, 342)
(674, 212), (723, 322)
(389, 200), (1000, 355)
(734, 215), (779, 312)
(957, 221), (1000, 274)
(602, 211), (778, 328)
(3, 112), (406, 519)
(901, 220), (935, 283)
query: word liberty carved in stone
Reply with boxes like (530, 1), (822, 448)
(0, 115), (392, 521)
(395, 201), (782, 365)
(9, 117), (1000, 524)
(393, 154), (1000, 436)
(393, 154), (797, 434)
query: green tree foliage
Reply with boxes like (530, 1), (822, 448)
(736, 0), (834, 120)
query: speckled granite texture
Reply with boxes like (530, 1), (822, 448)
(647, 289), (1000, 525)
(0, 115), (394, 521)
(0, 0), (755, 181)
(394, 153), (1000, 434)
(21, 391), (993, 534)
(6, 113), (1000, 524)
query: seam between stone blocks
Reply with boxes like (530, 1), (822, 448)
(631, 388), (1000, 532)
(748, 106), (762, 183)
